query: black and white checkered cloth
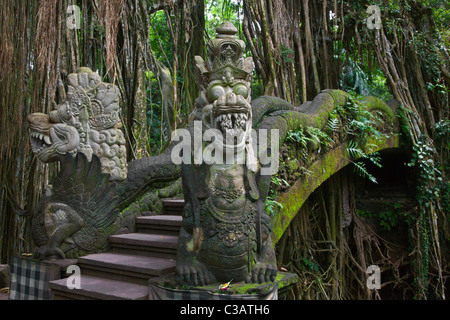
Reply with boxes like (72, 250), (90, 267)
(9, 257), (60, 300)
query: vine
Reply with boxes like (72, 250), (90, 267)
(407, 135), (447, 299)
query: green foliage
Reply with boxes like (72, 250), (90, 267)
(426, 82), (450, 95)
(347, 142), (382, 184)
(412, 33), (442, 83)
(419, 0), (450, 30)
(340, 57), (392, 101)
(148, 11), (174, 64)
(305, 127), (334, 151)
(327, 116), (340, 133)
(344, 96), (387, 144)
(286, 128), (310, 148)
(300, 257), (320, 273)
(357, 207), (400, 231)
(435, 119), (450, 146)
(408, 137), (443, 208)
(265, 198), (284, 216)
(205, 0), (243, 39)
(406, 134), (448, 299)
(326, 94), (388, 183)
(286, 126), (333, 154)
(278, 44), (295, 64)
(396, 105), (413, 144)
(265, 175), (287, 216)
(271, 176), (290, 189)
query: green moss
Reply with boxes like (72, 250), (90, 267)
(275, 272), (299, 290)
(272, 145), (348, 243)
(360, 96), (394, 119)
(272, 133), (402, 244)
(327, 89), (350, 107)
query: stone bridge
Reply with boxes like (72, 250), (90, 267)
(250, 90), (401, 244)
(121, 88), (402, 245)
(271, 130), (400, 244)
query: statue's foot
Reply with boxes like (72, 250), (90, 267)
(176, 260), (215, 286)
(246, 262), (277, 283)
(35, 245), (66, 260)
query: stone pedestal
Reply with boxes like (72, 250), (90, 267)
(148, 272), (298, 300)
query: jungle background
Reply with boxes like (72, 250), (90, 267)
(0, 0), (448, 299)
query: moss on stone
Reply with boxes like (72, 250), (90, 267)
(271, 134), (402, 244)
(360, 96), (394, 119)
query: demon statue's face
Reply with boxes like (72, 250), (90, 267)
(195, 22), (255, 156)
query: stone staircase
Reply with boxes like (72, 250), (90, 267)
(48, 199), (184, 300)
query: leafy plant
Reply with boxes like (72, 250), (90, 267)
(305, 127), (334, 152)
(407, 137), (442, 208)
(406, 135), (447, 299)
(286, 127), (312, 148)
(326, 116), (340, 134)
(357, 209), (398, 231)
(271, 176), (290, 188)
(265, 198), (284, 216)
(346, 140), (382, 184)
(300, 257), (320, 273)
(286, 126), (333, 153)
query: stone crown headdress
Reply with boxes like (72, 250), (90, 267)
(195, 22), (253, 86)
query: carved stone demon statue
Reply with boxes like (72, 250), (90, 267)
(27, 67), (127, 259)
(176, 22), (278, 285)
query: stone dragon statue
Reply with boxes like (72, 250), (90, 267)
(27, 68), (128, 259)
(28, 67), (184, 260)
(27, 67), (185, 260)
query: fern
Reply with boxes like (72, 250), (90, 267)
(346, 140), (365, 159)
(306, 126), (334, 145)
(265, 198), (284, 215)
(346, 140), (381, 183)
(327, 117), (340, 133)
(367, 151), (383, 168)
(271, 176), (290, 188)
(352, 161), (378, 184)
(286, 128), (314, 148)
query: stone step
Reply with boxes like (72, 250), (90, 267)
(49, 275), (148, 300)
(136, 215), (182, 235)
(78, 252), (176, 285)
(163, 199), (185, 215)
(140, 211), (159, 216)
(109, 233), (178, 259)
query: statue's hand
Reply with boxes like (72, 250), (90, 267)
(35, 245), (66, 260)
(176, 260), (215, 286)
(246, 262), (277, 283)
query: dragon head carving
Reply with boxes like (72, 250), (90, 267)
(27, 67), (127, 181)
(194, 22), (255, 165)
